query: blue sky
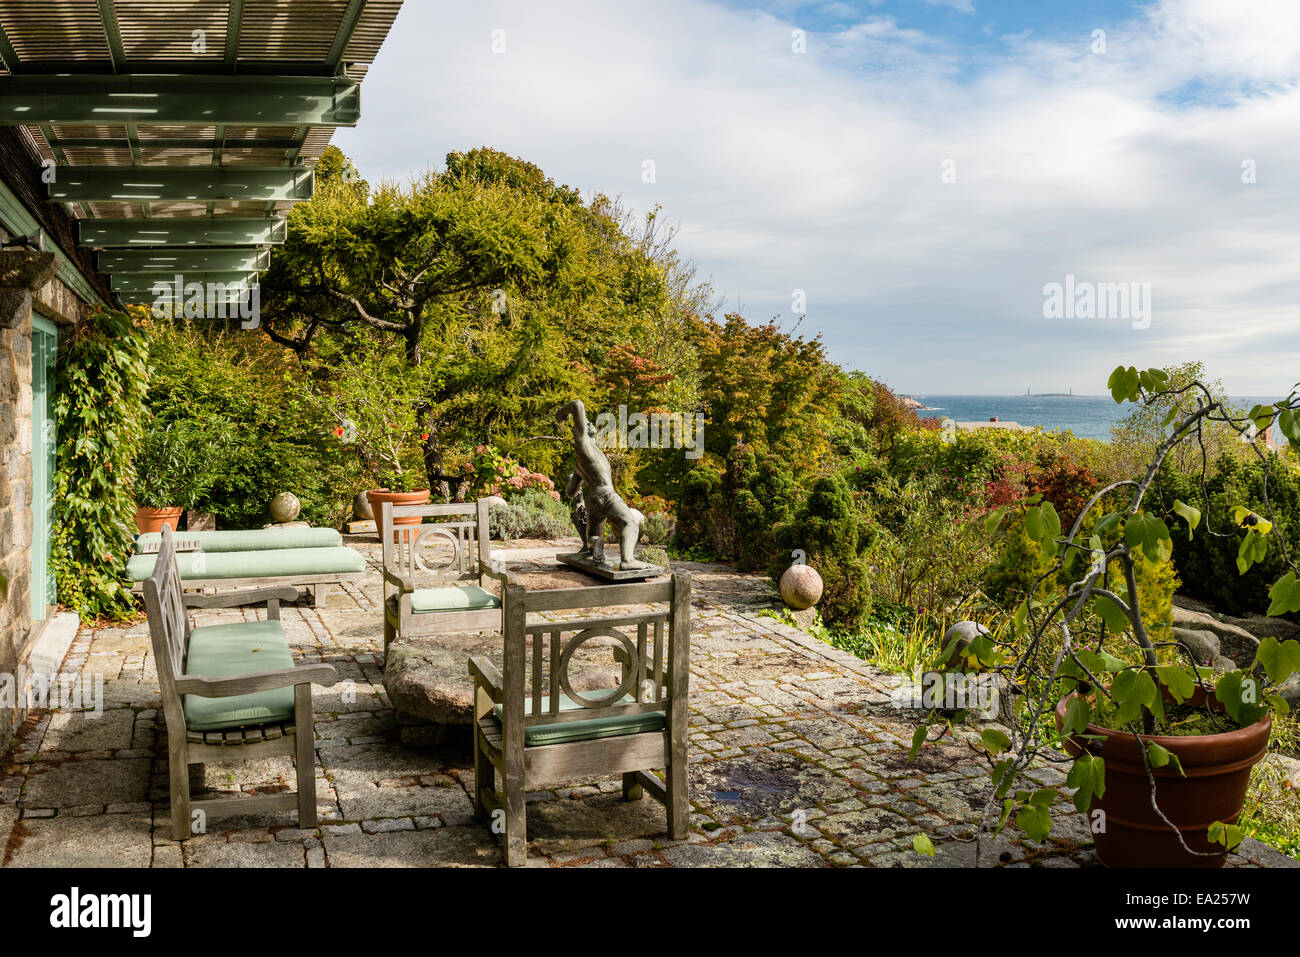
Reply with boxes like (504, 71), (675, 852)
(335, 0), (1300, 396)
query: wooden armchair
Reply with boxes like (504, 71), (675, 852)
(469, 573), (691, 866)
(141, 525), (338, 840)
(379, 499), (506, 665)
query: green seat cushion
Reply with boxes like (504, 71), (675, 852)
(494, 689), (666, 747)
(183, 620), (296, 731)
(128, 546), (365, 582)
(409, 585), (501, 614)
(135, 527), (343, 553)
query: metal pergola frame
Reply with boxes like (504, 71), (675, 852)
(0, 0), (401, 303)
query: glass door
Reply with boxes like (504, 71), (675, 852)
(30, 315), (56, 620)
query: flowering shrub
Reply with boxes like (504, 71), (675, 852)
(466, 445), (558, 500)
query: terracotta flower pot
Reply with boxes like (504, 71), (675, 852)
(135, 505), (184, 534)
(366, 488), (431, 543)
(1054, 685), (1271, 868)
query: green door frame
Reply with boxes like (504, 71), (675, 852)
(30, 314), (57, 621)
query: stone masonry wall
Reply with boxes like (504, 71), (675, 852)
(0, 285), (34, 740)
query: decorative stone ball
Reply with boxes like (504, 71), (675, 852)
(353, 490), (374, 520)
(483, 495), (508, 508)
(269, 492), (302, 524)
(780, 564), (824, 610)
(941, 621), (990, 669)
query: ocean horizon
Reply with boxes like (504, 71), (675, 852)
(909, 394), (1279, 443)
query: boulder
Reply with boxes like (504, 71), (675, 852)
(1175, 595), (1299, 642)
(779, 564), (823, 610)
(1212, 656), (1237, 674)
(1173, 627), (1220, 666)
(1171, 604), (1260, 663)
(1276, 674), (1300, 713)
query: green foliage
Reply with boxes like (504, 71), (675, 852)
(133, 418), (227, 509)
(144, 320), (347, 528)
(51, 309), (149, 620)
(779, 473), (871, 628)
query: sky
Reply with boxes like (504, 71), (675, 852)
(334, 0), (1300, 396)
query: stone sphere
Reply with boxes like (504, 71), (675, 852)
(269, 492), (302, 523)
(941, 621), (990, 669)
(780, 564), (824, 610)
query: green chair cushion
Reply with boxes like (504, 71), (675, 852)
(183, 620), (296, 731)
(128, 546), (365, 582)
(135, 527), (343, 553)
(494, 690), (666, 747)
(409, 585), (501, 614)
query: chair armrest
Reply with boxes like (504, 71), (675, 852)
(173, 663), (338, 698)
(480, 562), (517, 587)
(183, 586), (299, 609)
(468, 655), (503, 702)
(382, 565), (414, 593)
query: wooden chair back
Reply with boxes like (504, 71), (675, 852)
(378, 500), (493, 596)
(501, 573), (691, 732)
(140, 524), (191, 692)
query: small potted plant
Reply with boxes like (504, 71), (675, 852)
(133, 419), (220, 533)
(911, 366), (1300, 867)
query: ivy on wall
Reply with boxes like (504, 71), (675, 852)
(50, 308), (149, 621)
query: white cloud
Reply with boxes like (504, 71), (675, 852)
(336, 0), (1300, 395)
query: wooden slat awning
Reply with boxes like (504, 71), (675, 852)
(0, 0), (403, 302)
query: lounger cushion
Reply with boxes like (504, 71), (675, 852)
(494, 689), (666, 747)
(183, 620), (296, 731)
(409, 585), (501, 614)
(135, 527), (343, 553)
(127, 545), (365, 582)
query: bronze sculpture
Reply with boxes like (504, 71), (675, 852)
(556, 399), (647, 570)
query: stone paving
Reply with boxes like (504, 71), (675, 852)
(0, 537), (1292, 868)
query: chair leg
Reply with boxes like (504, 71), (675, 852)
(383, 615), (397, 666)
(622, 772), (643, 801)
(667, 751), (688, 841)
(504, 764), (527, 867)
(169, 735), (191, 841)
(313, 583), (328, 608)
(294, 684), (318, 829)
(473, 726), (494, 822)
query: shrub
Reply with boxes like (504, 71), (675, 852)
(777, 472), (871, 629)
(639, 511), (674, 546)
(637, 546), (670, 569)
(489, 489), (574, 540)
(51, 309), (149, 620)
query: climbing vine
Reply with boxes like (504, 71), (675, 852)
(50, 308), (150, 620)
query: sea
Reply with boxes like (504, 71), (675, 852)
(912, 395), (1280, 443)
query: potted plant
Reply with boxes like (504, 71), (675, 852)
(321, 353), (432, 541)
(911, 366), (1300, 867)
(133, 419), (221, 533)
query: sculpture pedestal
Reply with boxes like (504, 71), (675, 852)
(556, 552), (666, 582)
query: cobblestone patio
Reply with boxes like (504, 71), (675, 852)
(1, 537), (1291, 868)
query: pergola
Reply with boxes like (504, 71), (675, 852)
(0, 0), (401, 306)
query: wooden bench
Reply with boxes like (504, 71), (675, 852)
(470, 572), (691, 866)
(141, 525), (339, 840)
(128, 527), (366, 608)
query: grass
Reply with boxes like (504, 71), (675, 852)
(1239, 711), (1300, 860)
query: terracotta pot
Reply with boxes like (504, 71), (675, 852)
(1054, 685), (1270, 867)
(366, 488), (430, 542)
(134, 506), (184, 534)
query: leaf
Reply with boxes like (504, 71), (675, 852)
(1172, 499), (1201, 539)
(1253, 637), (1300, 685)
(1016, 803), (1053, 842)
(1214, 671), (1267, 727)
(908, 724), (928, 762)
(1208, 821), (1245, 852)
(1108, 365), (1141, 404)
(1154, 664), (1196, 704)
(1066, 754), (1106, 813)
(1024, 501), (1061, 543)
(1094, 512), (1123, 540)
(1145, 742), (1184, 777)
(1237, 529), (1270, 575)
(1124, 513), (1173, 566)
(1278, 407), (1300, 444)
(1063, 695), (1092, 734)
(1247, 404), (1275, 433)
(981, 728), (1012, 755)
(1093, 594), (1131, 634)
(1266, 571), (1300, 617)
(912, 833), (936, 857)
